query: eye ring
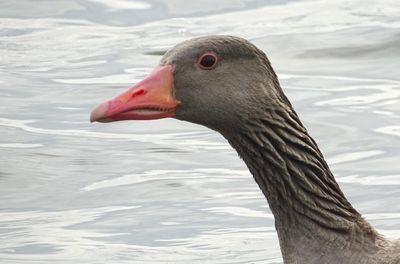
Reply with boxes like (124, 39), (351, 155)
(197, 52), (218, 70)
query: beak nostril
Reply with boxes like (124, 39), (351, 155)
(90, 65), (176, 122)
(131, 89), (145, 98)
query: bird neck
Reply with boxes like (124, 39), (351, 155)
(223, 103), (380, 261)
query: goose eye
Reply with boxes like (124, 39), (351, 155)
(198, 53), (218, 70)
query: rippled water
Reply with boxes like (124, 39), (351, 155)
(1, 1), (400, 263)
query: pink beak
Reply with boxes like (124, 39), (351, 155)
(90, 65), (179, 123)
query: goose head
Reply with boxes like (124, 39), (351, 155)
(90, 36), (288, 133)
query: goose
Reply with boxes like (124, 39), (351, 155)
(90, 35), (400, 264)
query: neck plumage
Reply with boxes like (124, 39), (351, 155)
(223, 101), (381, 262)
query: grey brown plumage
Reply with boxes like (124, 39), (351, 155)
(91, 35), (400, 264)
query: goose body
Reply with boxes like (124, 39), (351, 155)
(90, 36), (400, 263)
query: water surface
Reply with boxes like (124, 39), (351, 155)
(1, 0), (400, 263)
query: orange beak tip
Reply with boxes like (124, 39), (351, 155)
(90, 102), (108, 123)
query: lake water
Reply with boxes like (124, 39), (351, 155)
(1, 0), (399, 263)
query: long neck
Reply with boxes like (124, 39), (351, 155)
(223, 102), (381, 262)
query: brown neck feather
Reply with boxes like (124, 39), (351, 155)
(222, 99), (381, 261)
